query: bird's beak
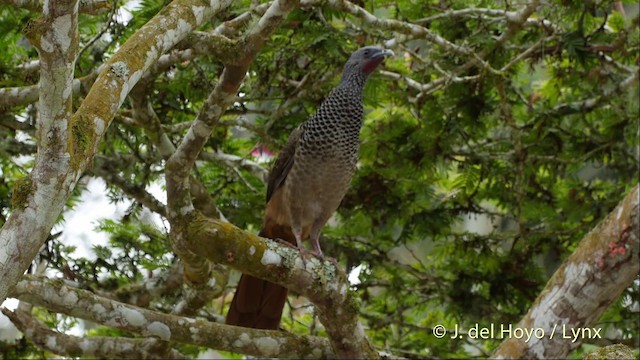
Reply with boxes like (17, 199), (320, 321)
(373, 49), (395, 59)
(380, 49), (395, 58)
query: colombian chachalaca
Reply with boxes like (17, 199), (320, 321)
(226, 46), (394, 330)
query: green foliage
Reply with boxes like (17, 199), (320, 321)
(0, 6), (34, 78)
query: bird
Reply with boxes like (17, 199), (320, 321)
(226, 46), (394, 330)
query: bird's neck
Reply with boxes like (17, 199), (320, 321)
(323, 79), (365, 132)
(338, 71), (368, 93)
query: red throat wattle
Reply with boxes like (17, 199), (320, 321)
(363, 57), (385, 74)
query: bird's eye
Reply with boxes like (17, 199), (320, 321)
(364, 50), (370, 56)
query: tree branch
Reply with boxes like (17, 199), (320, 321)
(550, 70), (639, 116)
(493, 185), (639, 358)
(0, 0), (80, 305)
(9, 275), (334, 358)
(177, 212), (379, 358)
(317, 0), (471, 57)
(165, 0), (298, 288)
(199, 150), (268, 181)
(0, 0), (234, 303)
(1, 308), (186, 359)
(2, 0), (111, 14)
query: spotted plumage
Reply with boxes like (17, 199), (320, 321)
(226, 46), (393, 330)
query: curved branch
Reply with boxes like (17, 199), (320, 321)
(9, 275), (334, 359)
(176, 212), (379, 358)
(1, 309), (186, 359)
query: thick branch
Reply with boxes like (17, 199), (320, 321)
(0, 85), (39, 108)
(178, 212), (379, 359)
(0, 0), (80, 305)
(2, 309), (186, 359)
(9, 275), (334, 359)
(493, 185), (639, 358)
(3, 0), (111, 14)
(0, 68), (98, 109)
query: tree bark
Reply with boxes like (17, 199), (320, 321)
(0, 0), (234, 303)
(493, 185), (639, 358)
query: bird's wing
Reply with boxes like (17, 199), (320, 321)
(265, 124), (305, 203)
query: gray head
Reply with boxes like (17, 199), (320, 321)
(341, 46), (394, 83)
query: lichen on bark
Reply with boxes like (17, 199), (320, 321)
(67, 114), (97, 170)
(11, 177), (34, 209)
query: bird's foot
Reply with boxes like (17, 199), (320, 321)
(301, 250), (339, 270)
(326, 257), (339, 269)
(315, 253), (339, 269)
(297, 247), (314, 269)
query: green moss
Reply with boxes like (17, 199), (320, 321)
(69, 114), (94, 169)
(216, 37), (241, 64)
(583, 344), (635, 359)
(11, 177), (33, 209)
(344, 287), (361, 315)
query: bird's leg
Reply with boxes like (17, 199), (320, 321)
(309, 227), (339, 269)
(310, 236), (324, 258)
(291, 225), (310, 269)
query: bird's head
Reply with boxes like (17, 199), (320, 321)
(343, 46), (394, 77)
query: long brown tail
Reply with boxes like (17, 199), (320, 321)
(225, 224), (294, 330)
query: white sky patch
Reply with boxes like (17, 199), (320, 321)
(116, 0), (141, 25)
(53, 177), (167, 261)
(348, 264), (363, 285)
(54, 178), (132, 260)
(0, 299), (20, 344)
(148, 178), (167, 205)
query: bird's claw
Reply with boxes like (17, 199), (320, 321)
(296, 248), (338, 270)
(297, 248), (313, 269)
(315, 252), (339, 269)
(324, 256), (339, 269)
